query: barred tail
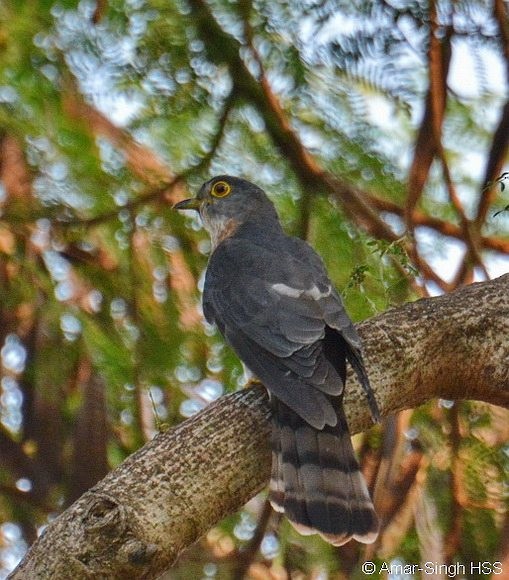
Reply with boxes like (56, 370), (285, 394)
(269, 398), (379, 546)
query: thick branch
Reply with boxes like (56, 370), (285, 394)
(10, 275), (509, 579)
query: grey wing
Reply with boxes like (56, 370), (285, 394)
(204, 238), (375, 428)
(294, 240), (381, 423)
(283, 238), (380, 422)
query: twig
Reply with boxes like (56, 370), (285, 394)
(59, 175), (185, 229)
(128, 220), (146, 448)
(232, 499), (273, 580)
(443, 404), (463, 563)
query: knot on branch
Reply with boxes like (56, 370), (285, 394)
(119, 539), (160, 566)
(75, 491), (161, 572)
(82, 493), (126, 536)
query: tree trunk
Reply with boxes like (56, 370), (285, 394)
(9, 275), (509, 579)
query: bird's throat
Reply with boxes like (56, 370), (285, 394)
(202, 214), (240, 250)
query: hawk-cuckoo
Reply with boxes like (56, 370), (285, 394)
(174, 175), (380, 545)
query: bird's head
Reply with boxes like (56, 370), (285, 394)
(174, 175), (280, 247)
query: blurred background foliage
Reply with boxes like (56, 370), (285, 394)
(0, 0), (508, 577)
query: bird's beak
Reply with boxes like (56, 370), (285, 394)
(173, 198), (201, 211)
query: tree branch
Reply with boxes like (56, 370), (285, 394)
(62, 85), (173, 186)
(369, 194), (509, 255)
(188, 0), (398, 243)
(405, 2), (450, 225)
(476, 0), (509, 226)
(10, 275), (509, 579)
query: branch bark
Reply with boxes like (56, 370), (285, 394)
(10, 275), (509, 579)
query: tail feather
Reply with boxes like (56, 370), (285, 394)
(269, 413), (284, 512)
(269, 397), (379, 546)
(280, 423), (310, 527)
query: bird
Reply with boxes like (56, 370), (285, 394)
(174, 175), (380, 545)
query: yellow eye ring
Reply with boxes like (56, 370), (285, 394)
(211, 181), (231, 198)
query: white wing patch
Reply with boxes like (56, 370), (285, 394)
(271, 283), (332, 300)
(271, 283), (302, 298)
(306, 285), (332, 300)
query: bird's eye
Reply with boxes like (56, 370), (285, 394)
(211, 181), (231, 198)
